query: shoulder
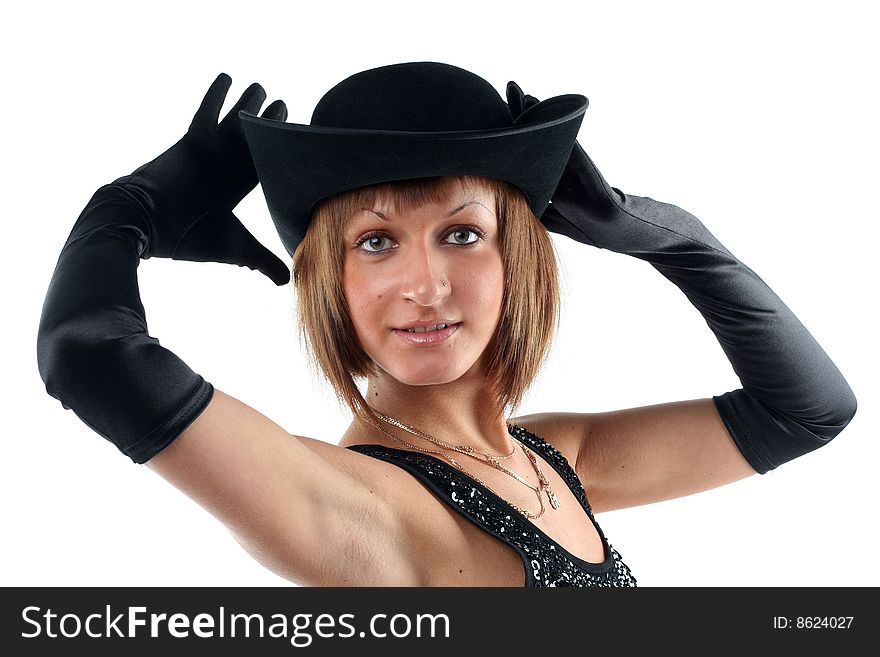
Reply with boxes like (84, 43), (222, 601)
(508, 411), (594, 471)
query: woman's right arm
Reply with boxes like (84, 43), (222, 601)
(147, 389), (413, 586)
(36, 74), (416, 586)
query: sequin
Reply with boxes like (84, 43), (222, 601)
(347, 423), (638, 587)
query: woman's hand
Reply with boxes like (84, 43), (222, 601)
(110, 72), (290, 285)
(507, 80), (730, 258)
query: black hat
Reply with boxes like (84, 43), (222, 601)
(239, 61), (588, 257)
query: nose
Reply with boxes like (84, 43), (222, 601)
(399, 241), (451, 306)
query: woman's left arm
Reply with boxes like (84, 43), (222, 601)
(508, 82), (858, 477)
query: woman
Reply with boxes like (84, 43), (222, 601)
(36, 62), (857, 587)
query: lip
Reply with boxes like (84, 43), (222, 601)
(395, 319), (459, 330)
(392, 322), (462, 345)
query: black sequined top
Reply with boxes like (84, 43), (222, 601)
(346, 423), (637, 587)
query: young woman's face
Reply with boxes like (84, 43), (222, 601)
(342, 178), (504, 386)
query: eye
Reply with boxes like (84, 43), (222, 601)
(356, 233), (394, 254)
(444, 228), (482, 245)
(353, 226), (485, 256)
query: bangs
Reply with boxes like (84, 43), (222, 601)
(316, 175), (506, 231)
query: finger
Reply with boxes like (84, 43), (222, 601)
(255, 250), (292, 286)
(220, 81), (267, 130)
(172, 209), (290, 285)
(236, 221), (291, 285)
(539, 204), (598, 248)
(506, 80), (525, 117)
(191, 72), (232, 131)
(261, 99), (288, 122)
(506, 80), (542, 119)
(219, 210), (291, 285)
(557, 141), (618, 207)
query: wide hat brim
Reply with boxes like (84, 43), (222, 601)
(240, 87), (588, 258)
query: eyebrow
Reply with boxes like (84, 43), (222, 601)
(358, 200), (494, 221)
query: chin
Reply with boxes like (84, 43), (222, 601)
(390, 367), (467, 387)
(377, 356), (475, 387)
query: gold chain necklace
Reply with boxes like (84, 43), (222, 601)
(363, 416), (546, 519)
(372, 410), (516, 462)
(364, 412), (561, 518)
(372, 411), (561, 511)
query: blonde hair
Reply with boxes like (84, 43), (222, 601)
(292, 175), (560, 427)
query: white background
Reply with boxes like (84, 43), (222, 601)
(3, 0), (876, 587)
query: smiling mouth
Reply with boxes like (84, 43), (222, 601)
(403, 323), (453, 333)
(392, 322), (462, 344)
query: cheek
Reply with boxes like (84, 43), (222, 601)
(459, 254), (505, 319)
(342, 264), (388, 333)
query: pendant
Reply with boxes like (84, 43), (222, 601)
(545, 484), (561, 510)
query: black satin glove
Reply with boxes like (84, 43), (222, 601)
(96, 73), (290, 282)
(37, 74), (287, 463)
(507, 81), (858, 473)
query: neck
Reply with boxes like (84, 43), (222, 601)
(350, 368), (514, 456)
